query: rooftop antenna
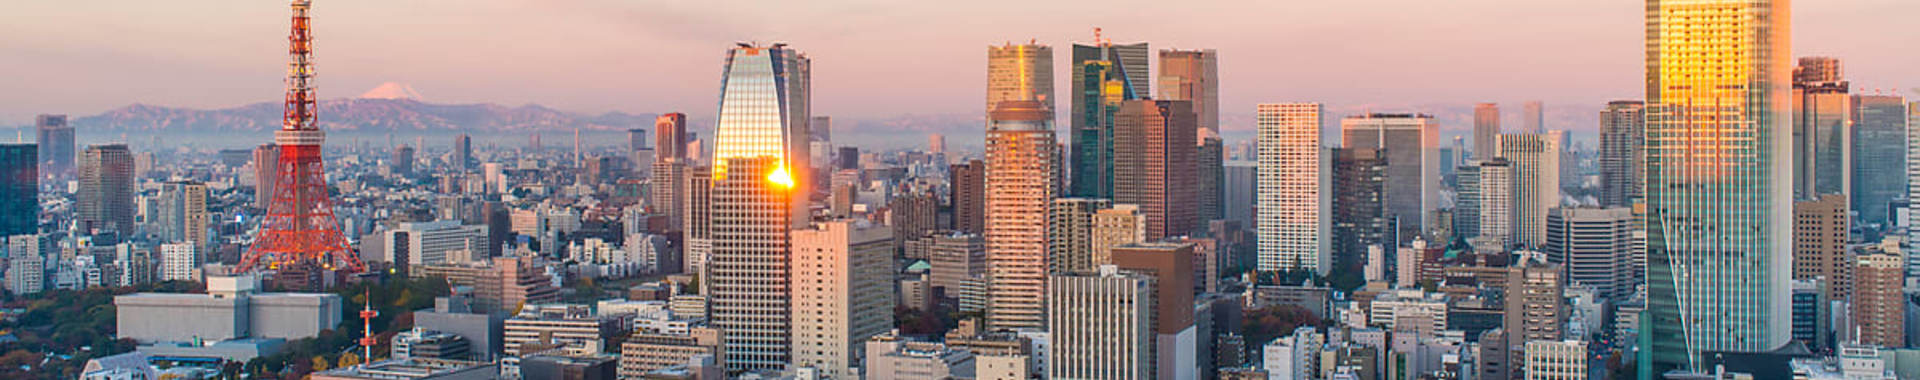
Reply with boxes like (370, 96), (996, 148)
(1094, 27), (1107, 46)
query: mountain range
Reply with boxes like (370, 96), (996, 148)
(71, 98), (656, 133)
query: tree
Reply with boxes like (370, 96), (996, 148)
(337, 352), (361, 369)
(311, 356), (330, 372)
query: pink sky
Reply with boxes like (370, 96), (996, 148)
(2, 0), (1915, 130)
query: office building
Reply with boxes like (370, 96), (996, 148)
(619, 327), (724, 378)
(656, 113), (687, 162)
(711, 43), (809, 230)
(411, 256), (560, 314)
(1113, 99), (1198, 240)
(374, 220), (489, 272)
(0, 144), (37, 237)
(1068, 39), (1147, 199)
(253, 144), (279, 208)
(1599, 100), (1647, 207)
(1497, 131), (1562, 248)
(1158, 49), (1219, 133)
(863, 336), (978, 380)
(1457, 159), (1514, 246)
(1340, 114), (1439, 244)
(950, 160), (986, 235)
(1851, 94), (1909, 229)
(706, 42), (809, 371)
(1522, 340), (1587, 380)
(391, 144), (414, 175)
(1048, 266), (1151, 380)
(1224, 161), (1257, 228)
(652, 160), (686, 233)
(1331, 148), (1389, 277)
(924, 232), (986, 296)
(987, 42), (1054, 114)
(6, 234), (47, 295)
(1544, 207), (1634, 300)
(502, 304), (621, 357)
(1643, 0), (1793, 372)
(1506, 256), (1566, 359)
(1257, 103), (1330, 272)
(1853, 253), (1906, 348)
(985, 100), (1059, 331)
(1197, 131), (1225, 223)
(1794, 195), (1851, 300)
(415, 294), (506, 362)
(1794, 57), (1851, 199)
(35, 114), (73, 179)
(78, 144), (135, 235)
(789, 220), (894, 379)
(156, 181), (209, 248)
(1111, 243), (1196, 380)
(1474, 103), (1499, 159)
(1047, 198), (1140, 275)
(115, 275), (343, 343)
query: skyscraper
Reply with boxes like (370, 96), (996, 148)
(656, 113), (687, 162)
(157, 181), (209, 249)
(78, 144), (134, 235)
(1110, 242), (1196, 380)
(1473, 103), (1499, 159)
(1256, 103), (1330, 273)
(1599, 101), (1647, 207)
(1196, 131), (1225, 224)
(1522, 100), (1545, 134)
(1643, 0), (1793, 373)
(1068, 37), (1147, 198)
(1496, 131), (1562, 248)
(1850, 94), (1908, 229)
(949, 160), (985, 235)
(35, 114), (73, 180)
(1793, 57), (1851, 199)
(1331, 148), (1388, 280)
(1158, 49), (1219, 133)
(1113, 99), (1198, 240)
(987, 42), (1054, 114)
(707, 43), (809, 371)
(0, 144), (35, 237)
(391, 144), (414, 175)
(1340, 114), (1439, 245)
(985, 100), (1059, 331)
(789, 220), (894, 379)
(452, 134), (472, 171)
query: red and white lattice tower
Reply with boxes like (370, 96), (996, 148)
(238, 0), (364, 274)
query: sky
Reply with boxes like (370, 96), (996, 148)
(3, 0), (1916, 136)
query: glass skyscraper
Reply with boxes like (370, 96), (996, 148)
(1068, 40), (1146, 199)
(707, 42), (808, 371)
(0, 144), (36, 237)
(1642, 0), (1793, 375)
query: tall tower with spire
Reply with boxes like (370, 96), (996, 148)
(239, 0), (364, 283)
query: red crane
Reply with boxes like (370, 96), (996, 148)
(238, 0), (364, 278)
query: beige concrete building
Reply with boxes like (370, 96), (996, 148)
(1852, 253), (1904, 348)
(502, 304), (621, 357)
(1522, 339), (1587, 380)
(1794, 194), (1851, 301)
(789, 220), (895, 379)
(1047, 266), (1151, 380)
(1496, 132), (1562, 248)
(619, 326), (723, 378)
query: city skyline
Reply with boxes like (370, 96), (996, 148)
(4, 1), (1916, 132)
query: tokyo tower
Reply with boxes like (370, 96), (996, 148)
(238, 0), (364, 275)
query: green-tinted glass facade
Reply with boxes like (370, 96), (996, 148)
(0, 144), (34, 237)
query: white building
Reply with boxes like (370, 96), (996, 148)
(789, 220), (894, 379)
(1256, 103), (1331, 273)
(6, 234), (47, 295)
(1522, 339), (1586, 380)
(863, 334), (977, 380)
(375, 220), (488, 267)
(1496, 132), (1562, 248)
(1048, 265), (1151, 380)
(159, 242), (196, 282)
(1457, 159), (1514, 246)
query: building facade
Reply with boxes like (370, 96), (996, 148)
(789, 220), (895, 379)
(1256, 103), (1330, 273)
(1340, 114), (1439, 244)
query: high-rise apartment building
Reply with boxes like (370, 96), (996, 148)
(1158, 49), (1219, 133)
(1048, 266), (1152, 380)
(6, 234), (47, 295)
(1457, 159), (1514, 247)
(950, 160), (986, 235)
(1600, 101), (1647, 207)
(1257, 103), (1330, 273)
(1910, 101), (1920, 275)
(985, 100), (1059, 331)
(1496, 132), (1562, 248)
(35, 114), (73, 180)
(1793, 57), (1851, 200)
(159, 242), (197, 282)
(651, 160), (685, 233)
(1852, 253), (1904, 348)
(1474, 103), (1500, 159)
(78, 144), (135, 235)
(1643, 0), (1793, 373)
(1048, 198), (1117, 274)
(1522, 101), (1545, 134)
(1113, 99), (1198, 240)
(790, 220), (894, 379)
(157, 181), (209, 248)
(0, 144), (36, 237)
(1792, 195), (1851, 301)
(705, 42), (809, 371)
(656, 113), (687, 162)
(987, 42), (1054, 114)
(1850, 94), (1908, 229)
(1544, 207), (1635, 300)
(1331, 148), (1389, 278)
(1341, 114), (1440, 245)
